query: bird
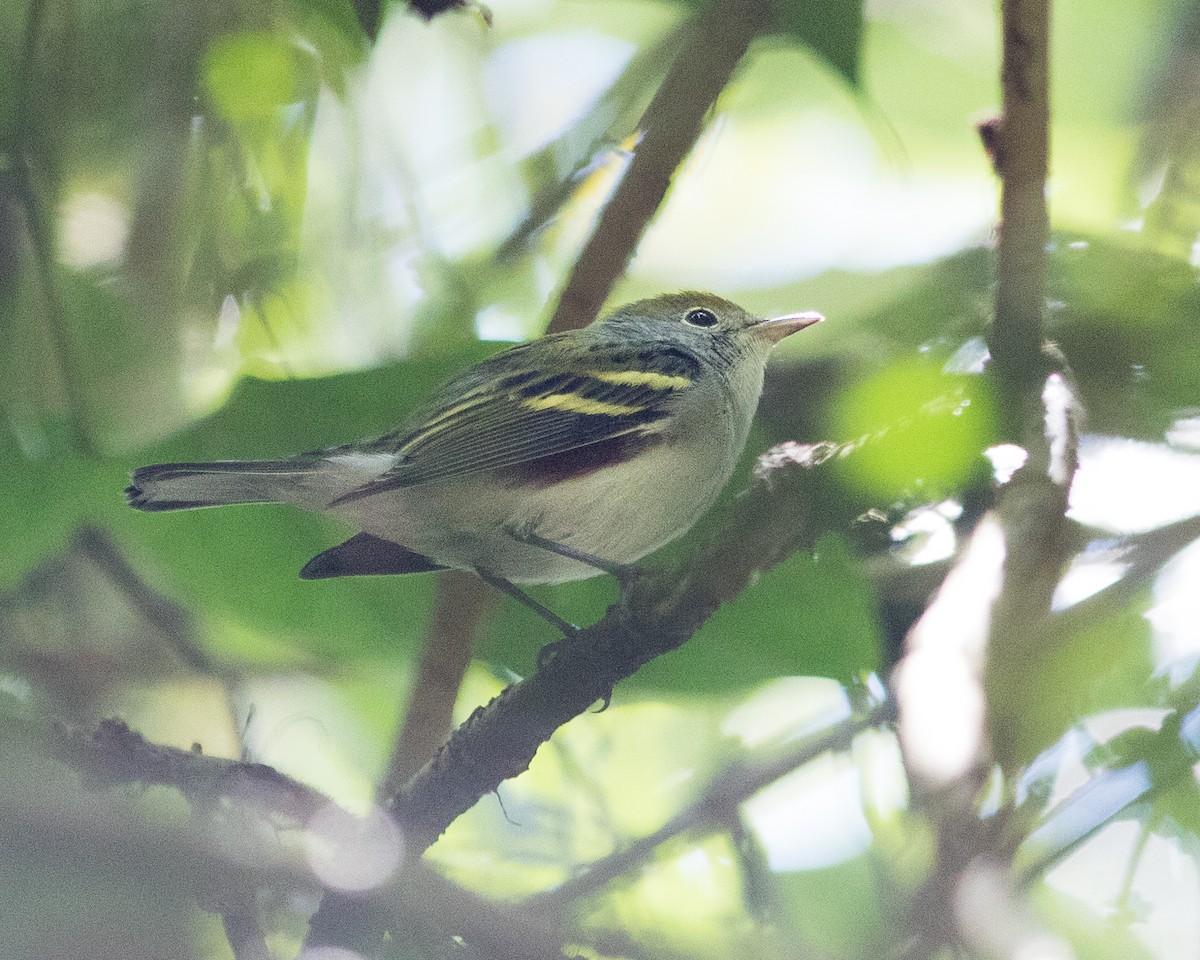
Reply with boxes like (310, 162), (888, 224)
(127, 292), (822, 629)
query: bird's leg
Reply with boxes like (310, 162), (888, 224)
(473, 567), (579, 638)
(505, 528), (643, 591)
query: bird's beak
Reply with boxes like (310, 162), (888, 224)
(753, 311), (824, 344)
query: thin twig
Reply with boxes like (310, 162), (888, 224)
(525, 701), (894, 913)
(306, 441), (832, 947)
(497, 30), (686, 264)
(50, 717), (340, 827)
(547, 0), (775, 332)
(71, 525), (225, 678)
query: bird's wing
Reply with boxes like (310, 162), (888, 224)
(329, 342), (700, 504)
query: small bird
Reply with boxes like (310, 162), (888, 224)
(127, 292), (821, 628)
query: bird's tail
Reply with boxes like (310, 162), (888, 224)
(126, 460), (318, 511)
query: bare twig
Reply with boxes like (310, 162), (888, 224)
(525, 700), (894, 913)
(990, 0), (1051, 398)
(496, 30), (685, 264)
(46, 716), (573, 960)
(547, 0), (775, 332)
(307, 442), (832, 948)
(71, 525), (230, 680)
(50, 717), (340, 828)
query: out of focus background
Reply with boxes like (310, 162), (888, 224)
(2, 0), (1200, 957)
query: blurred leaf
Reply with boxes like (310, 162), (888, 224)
(1, 344), (498, 665)
(637, 533), (881, 693)
(205, 33), (303, 123)
(828, 357), (996, 502)
(1006, 594), (1156, 768)
(773, 853), (889, 955)
(773, 0), (863, 85)
(479, 523), (881, 693)
(292, 0), (371, 52)
(1030, 883), (1157, 960)
(1051, 239), (1200, 439)
(581, 833), (754, 960)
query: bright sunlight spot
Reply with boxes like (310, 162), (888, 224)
(304, 804), (404, 892)
(1069, 437), (1200, 533)
(896, 516), (1005, 784)
(721, 676), (851, 748)
(1148, 540), (1200, 683)
(743, 755), (873, 870)
(59, 191), (130, 268)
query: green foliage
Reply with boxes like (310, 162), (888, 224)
(773, 0), (863, 84)
(2, 0), (1199, 958)
(828, 357), (996, 501)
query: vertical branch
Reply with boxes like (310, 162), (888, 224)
(895, 1), (1076, 956)
(548, 0), (775, 332)
(985, 0), (1078, 769)
(990, 0), (1051, 404)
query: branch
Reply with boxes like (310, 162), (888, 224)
(984, 0), (1076, 767)
(394, 442), (832, 855)
(50, 717), (339, 828)
(526, 699), (894, 913)
(307, 441), (836, 947)
(893, 2), (1073, 956)
(547, 0), (775, 332)
(374, 0), (773, 897)
(989, 0), (1051, 395)
(47, 716), (573, 960)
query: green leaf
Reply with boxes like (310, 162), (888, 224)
(773, 0), (864, 85)
(1, 345), (498, 666)
(633, 534), (880, 694)
(204, 33), (303, 123)
(827, 357), (997, 502)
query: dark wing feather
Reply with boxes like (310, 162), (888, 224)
(330, 341), (693, 505)
(300, 533), (446, 579)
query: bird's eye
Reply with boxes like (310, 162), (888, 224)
(684, 308), (718, 328)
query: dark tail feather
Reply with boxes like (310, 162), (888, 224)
(126, 460), (310, 511)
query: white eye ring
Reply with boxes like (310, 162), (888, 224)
(684, 308), (718, 328)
